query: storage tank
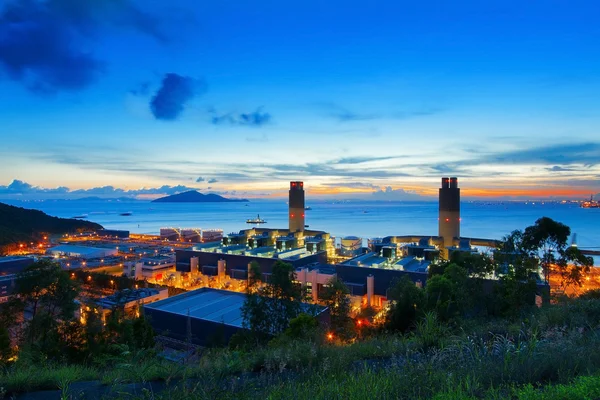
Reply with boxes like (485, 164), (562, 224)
(340, 236), (362, 257)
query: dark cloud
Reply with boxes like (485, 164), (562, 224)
(195, 177), (205, 183)
(546, 166), (578, 172)
(211, 107), (271, 126)
(0, 0), (166, 93)
(208, 178), (218, 183)
(150, 73), (205, 120)
(129, 81), (151, 96)
(471, 142), (600, 166)
(334, 156), (400, 165)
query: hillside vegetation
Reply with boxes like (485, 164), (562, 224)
(0, 202), (102, 251)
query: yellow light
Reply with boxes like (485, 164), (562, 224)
(327, 333), (333, 341)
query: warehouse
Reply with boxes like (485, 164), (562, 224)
(144, 288), (329, 347)
(46, 245), (118, 259)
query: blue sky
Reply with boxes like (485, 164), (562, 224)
(1, 0), (599, 200)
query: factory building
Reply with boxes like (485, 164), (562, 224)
(340, 236), (363, 257)
(160, 228), (224, 243)
(144, 288), (330, 347)
(289, 181), (305, 232)
(46, 245), (118, 259)
(86, 287), (168, 323)
(97, 229), (130, 239)
(0, 256), (35, 275)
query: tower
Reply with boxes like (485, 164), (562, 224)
(289, 181), (305, 232)
(438, 177), (460, 258)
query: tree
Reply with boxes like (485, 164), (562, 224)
(0, 325), (12, 364)
(385, 276), (425, 332)
(241, 261), (305, 341)
(521, 217), (592, 289)
(320, 277), (353, 340)
(247, 261), (262, 293)
(14, 259), (80, 347)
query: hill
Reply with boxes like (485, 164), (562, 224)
(0, 202), (102, 251)
(151, 190), (249, 203)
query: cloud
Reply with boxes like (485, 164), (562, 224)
(333, 156), (400, 165)
(371, 186), (422, 200)
(211, 107), (271, 126)
(0, 180), (203, 199)
(321, 182), (380, 189)
(246, 133), (268, 143)
(0, 0), (166, 93)
(129, 81), (151, 96)
(208, 178), (218, 183)
(318, 102), (442, 123)
(195, 177), (205, 183)
(0, 179), (69, 195)
(150, 73), (205, 120)
(471, 142), (600, 166)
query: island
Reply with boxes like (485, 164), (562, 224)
(151, 190), (249, 203)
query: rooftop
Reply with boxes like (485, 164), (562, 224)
(97, 288), (164, 308)
(144, 288), (328, 329)
(144, 288), (249, 328)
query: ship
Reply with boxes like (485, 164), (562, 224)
(246, 214), (267, 224)
(581, 195), (600, 208)
(120, 212), (133, 216)
(305, 206), (312, 210)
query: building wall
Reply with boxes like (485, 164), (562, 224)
(176, 249), (327, 275)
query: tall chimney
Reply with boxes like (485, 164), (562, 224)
(438, 177), (460, 259)
(289, 181), (305, 232)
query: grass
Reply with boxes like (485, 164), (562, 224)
(5, 296), (600, 398)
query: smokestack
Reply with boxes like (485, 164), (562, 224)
(438, 177), (460, 259)
(289, 181), (305, 232)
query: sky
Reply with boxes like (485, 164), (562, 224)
(0, 0), (599, 201)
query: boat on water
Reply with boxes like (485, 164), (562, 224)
(120, 212), (133, 216)
(581, 195), (600, 208)
(305, 206), (312, 210)
(246, 214), (266, 224)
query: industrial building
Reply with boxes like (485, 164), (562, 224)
(160, 228), (224, 243)
(82, 287), (168, 323)
(97, 229), (130, 239)
(0, 256), (35, 275)
(47, 245), (118, 259)
(144, 288), (329, 347)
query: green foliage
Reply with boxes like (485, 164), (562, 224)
(0, 325), (12, 364)
(385, 276), (425, 332)
(241, 261), (306, 341)
(0, 202), (101, 251)
(284, 313), (319, 340)
(320, 277), (353, 340)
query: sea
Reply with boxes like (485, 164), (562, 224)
(4, 199), (599, 253)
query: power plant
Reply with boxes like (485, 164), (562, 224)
(289, 181), (305, 232)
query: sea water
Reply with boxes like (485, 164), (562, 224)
(4, 200), (599, 251)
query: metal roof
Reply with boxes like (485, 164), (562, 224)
(144, 288), (248, 328)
